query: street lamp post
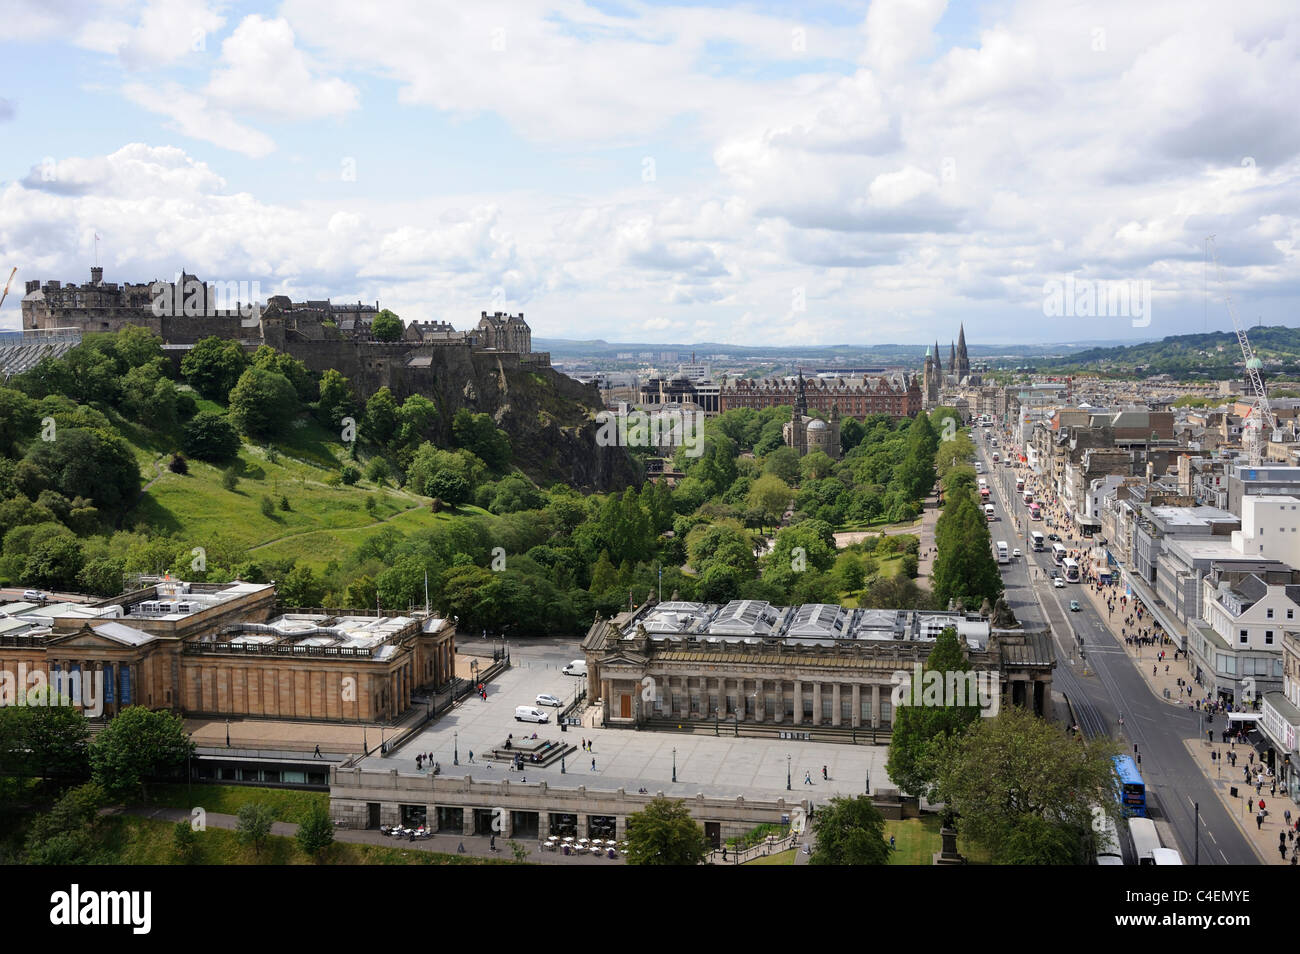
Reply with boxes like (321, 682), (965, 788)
(787, 754), (792, 791)
(454, 731), (459, 766)
(672, 747), (677, 783)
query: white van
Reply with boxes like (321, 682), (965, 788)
(562, 660), (587, 677)
(514, 705), (549, 723)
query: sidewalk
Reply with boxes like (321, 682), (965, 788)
(1075, 577), (1190, 708)
(1180, 740), (1293, 865)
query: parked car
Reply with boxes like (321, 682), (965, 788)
(535, 693), (562, 707)
(1069, 599), (1081, 611)
(22, 590), (46, 602)
(562, 660), (587, 677)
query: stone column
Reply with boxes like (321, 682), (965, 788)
(578, 813), (590, 839)
(813, 683), (822, 726)
(462, 809), (475, 836)
(717, 676), (726, 717)
(851, 684), (861, 727)
(755, 678), (764, 722)
(538, 812), (551, 839)
(832, 684), (841, 726)
(871, 684), (880, 728)
(793, 681), (803, 725)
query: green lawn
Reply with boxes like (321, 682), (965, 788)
(105, 815), (513, 865)
(884, 816), (990, 865)
(140, 783), (328, 825)
(745, 849), (796, 865)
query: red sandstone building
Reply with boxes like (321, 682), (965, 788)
(720, 373), (922, 419)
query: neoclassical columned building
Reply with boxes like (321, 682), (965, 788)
(581, 599), (1055, 734)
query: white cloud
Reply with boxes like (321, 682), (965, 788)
(123, 82), (276, 158)
(206, 16), (360, 121)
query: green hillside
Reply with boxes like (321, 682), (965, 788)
(1035, 325), (1300, 378)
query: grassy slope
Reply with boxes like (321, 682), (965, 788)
(113, 400), (489, 571)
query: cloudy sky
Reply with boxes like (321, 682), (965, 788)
(1, 0), (1297, 347)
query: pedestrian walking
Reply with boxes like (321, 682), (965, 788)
(591, 758), (596, 772)
(468, 750), (474, 762)
(804, 771), (812, 785)
(313, 744), (322, 759)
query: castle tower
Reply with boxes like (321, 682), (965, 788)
(948, 340), (957, 374)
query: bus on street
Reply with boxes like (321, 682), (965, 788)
(996, 541), (1009, 563)
(1063, 557), (1081, 583)
(1114, 755), (1147, 818)
(1052, 542), (1067, 564)
(1029, 503), (1041, 520)
(1129, 817), (1161, 863)
(1031, 530), (1045, 551)
(984, 503), (995, 521)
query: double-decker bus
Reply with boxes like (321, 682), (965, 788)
(1129, 817), (1161, 863)
(980, 486), (990, 502)
(1029, 503), (1041, 520)
(984, 503), (995, 521)
(1052, 542), (1067, 564)
(1031, 530), (1045, 551)
(995, 541), (1009, 564)
(1063, 557), (1081, 583)
(1114, 755), (1147, 818)
(1016, 478), (1025, 492)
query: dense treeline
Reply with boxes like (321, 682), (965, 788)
(0, 328), (954, 633)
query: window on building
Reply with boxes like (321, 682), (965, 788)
(821, 696), (833, 722)
(1267, 608), (1274, 619)
(1266, 631), (1274, 645)
(880, 701), (892, 724)
(1240, 629), (1249, 644)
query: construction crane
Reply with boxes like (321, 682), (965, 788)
(1206, 236), (1275, 466)
(0, 267), (16, 311)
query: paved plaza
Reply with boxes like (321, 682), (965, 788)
(359, 638), (895, 801)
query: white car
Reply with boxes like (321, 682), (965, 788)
(1013, 548), (1022, 558)
(22, 590), (46, 602)
(535, 693), (562, 707)
(1054, 578), (1065, 588)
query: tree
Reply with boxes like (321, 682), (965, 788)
(427, 470), (470, 506)
(24, 782), (106, 865)
(0, 386), (39, 456)
(23, 687), (90, 779)
(181, 336), (249, 400)
(371, 309), (403, 341)
(88, 706), (193, 800)
(317, 368), (356, 428)
(172, 820), (200, 864)
(809, 795), (890, 865)
(885, 626), (982, 799)
(296, 801), (335, 859)
(452, 409), (511, 471)
(762, 446), (802, 484)
(23, 535), (84, 590)
(24, 427), (141, 514)
(363, 387), (400, 445)
(365, 456), (391, 487)
(747, 472), (793, 532)
(236, 802), (276, 857)
(932, 493), (1003, 610)
(228, 368), (299, 439)
(251, 345), (316, 402)
(934, 706), (1121, 865)
(279, 564), (324, 607)
(624, 797), (710, 865)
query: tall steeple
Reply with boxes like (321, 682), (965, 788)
(793, 369), (808, 418)
(948, 340), (956, 373)
(956, 323), (970, 379)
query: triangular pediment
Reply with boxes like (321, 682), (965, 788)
(46, 626), (149, 652)
(597, 649), (649, 668)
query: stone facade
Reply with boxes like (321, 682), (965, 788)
(0, 581), (456, 724)
(723, 372), (920, 420)
(330, 765), (808, 844)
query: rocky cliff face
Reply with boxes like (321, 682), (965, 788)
(284, 340), (640, 492)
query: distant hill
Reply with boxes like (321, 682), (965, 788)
(535, 337), (1143, 364)
(1033, 325), (1300, 378)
